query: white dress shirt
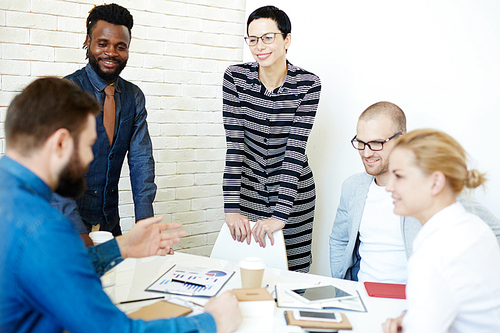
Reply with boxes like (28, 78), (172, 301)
(403, 202), (500, 333)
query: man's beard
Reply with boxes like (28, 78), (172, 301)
(87, 48), (127, 82)
(55, 148), (89, 199)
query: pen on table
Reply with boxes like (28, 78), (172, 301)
(265, 284), (278, 302)
(117, 296), (164, 305)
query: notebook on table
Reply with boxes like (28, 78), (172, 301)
(128, 300), (192, 320)
(284, 311), (352, 330)
(364, 282), (406, 299)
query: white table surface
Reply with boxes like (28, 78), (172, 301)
(103, 252), (407, 332)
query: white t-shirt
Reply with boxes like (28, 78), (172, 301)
(403, 202), (500, 333)
(357, 180), (407, 283)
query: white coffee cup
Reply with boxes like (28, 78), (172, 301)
(239, 257), (266, 288)
(89, 231), (113, 245)
(89, 231), (116, 287)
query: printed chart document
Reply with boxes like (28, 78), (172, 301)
(275, 283), (367, 312)
(146, 265), (234, 297)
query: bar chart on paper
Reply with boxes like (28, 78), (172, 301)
(146, 265), (234, 297)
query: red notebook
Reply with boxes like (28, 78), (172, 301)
(364, 282), (406, 299)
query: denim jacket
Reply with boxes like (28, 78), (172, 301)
(0, 156), (216, 333)
(51, 64), (156, 233)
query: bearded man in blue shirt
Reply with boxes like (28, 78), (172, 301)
(0, 77), (241, 333)
(51, 4), (156, 244)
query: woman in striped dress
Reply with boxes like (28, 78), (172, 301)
(222, 5), (321, 272)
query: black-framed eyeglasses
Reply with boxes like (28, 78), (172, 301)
(351, 132), (403, 151)
(244, 32), (285, 46)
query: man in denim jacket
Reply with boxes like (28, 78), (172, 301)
(0, 77), (241, 333)
(52, 4), (156, 242)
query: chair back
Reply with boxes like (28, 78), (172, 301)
(210, 221), (288, 270)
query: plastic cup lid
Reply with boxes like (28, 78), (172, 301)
(89, 231), (113, 243)
(239, 257), (266, 270)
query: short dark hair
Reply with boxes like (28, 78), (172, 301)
(247, 5), (291, 36)
(5, 77), (101, 155)
(86, 3), (133, 38)
(359, 101), (407, 133)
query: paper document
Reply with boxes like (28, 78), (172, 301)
(146, 265), (234, 297)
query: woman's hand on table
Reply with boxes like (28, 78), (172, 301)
(382, 314), (405, 333)
(116, 216), (186, 259)
(225, 213), (252, 244)
(252, 218), (285, 248)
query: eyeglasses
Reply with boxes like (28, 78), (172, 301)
(351, 132), (403, 151)
(244, 32), (285, 46)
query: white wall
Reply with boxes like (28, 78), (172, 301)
(245, 0), (500, 276)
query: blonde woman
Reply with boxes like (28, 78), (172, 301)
(383, 129), (500, 333)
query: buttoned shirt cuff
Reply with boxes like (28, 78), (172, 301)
(134, 204), (155, 221)
(87, 238), (123, 277)
(188, 313), (217, 333)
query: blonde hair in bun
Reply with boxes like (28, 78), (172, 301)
(394, 129), (486, 194)
(465, 169), (486, 189)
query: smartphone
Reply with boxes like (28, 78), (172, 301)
(285, 285), (355, 303)
(293, 310), (342, 323)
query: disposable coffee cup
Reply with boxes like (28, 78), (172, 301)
(89, 231), (113, 245)
(89, 231), (116, 287)
(239, 257), (265, 288)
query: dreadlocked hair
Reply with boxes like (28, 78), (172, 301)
(86, 3), (133, 37)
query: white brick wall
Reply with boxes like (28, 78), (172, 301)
(0, 0), (246, 257)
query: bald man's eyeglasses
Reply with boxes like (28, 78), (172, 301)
(351, 132), (403, 151)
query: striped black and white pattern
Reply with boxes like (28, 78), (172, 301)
(222, 62), (321, 272)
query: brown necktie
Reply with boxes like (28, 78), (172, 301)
(103, 85), (115, 145)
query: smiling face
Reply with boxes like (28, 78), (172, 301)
(386, 148), (434, 222)
(85, 20), (130, 83)
(356, 116), (400, 186)
(247, 18), (290, 70)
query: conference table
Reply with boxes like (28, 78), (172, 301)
(103, 252), (407, 332)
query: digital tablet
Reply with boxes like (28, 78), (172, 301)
(293, 310), (342, 323)
(285, 285), (356, 303)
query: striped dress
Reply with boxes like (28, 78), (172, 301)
(222, 61), (321, 272)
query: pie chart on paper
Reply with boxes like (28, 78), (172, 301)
(206, 270), (227, 277)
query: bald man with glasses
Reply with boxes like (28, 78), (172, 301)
(329, 102), (500, 283)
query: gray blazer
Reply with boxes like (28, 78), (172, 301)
(329, 172), (500, 280)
